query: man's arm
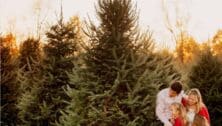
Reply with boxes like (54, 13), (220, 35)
(156, 93), (172, 126)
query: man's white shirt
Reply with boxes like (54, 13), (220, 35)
(155, 88), (184, 126)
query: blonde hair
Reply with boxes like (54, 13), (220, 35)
(192, 114), (208, 126)
(187, 88), (204, 113)
(171, 102), (187, 125)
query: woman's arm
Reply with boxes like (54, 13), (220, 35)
(181, 97), (187, 106)
(174, 118), (183, 126)
(198, 106), (210, 125)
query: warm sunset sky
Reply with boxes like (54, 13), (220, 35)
(0, 0), (222, 49)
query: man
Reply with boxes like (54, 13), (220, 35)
(156, 81), (184, 126)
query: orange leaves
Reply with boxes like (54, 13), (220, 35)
(175, 30), (222, 64)
(212, 30), (222, 57)
(0, 33), (18, 56)
(175, 34), (200, 63)
(212, 30), (222, 44)
(68, 16), (81, 32)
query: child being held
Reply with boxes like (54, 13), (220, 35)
(192, 114), (209, 126)
(170, 102), (187, 126)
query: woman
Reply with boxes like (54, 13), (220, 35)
(182, 88), (210, 126)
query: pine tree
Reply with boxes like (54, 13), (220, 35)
(17, 15), (82, 125)
(17, 75), (47, 126)
(16, 38), (46, 125)
(19, 37), (42, 71)
(58, 0), (181, 125)
(58, 51), (181, 126)
(0, 34), (19, 125)
(17, 37), (43, 92)
(188, 45), (222, 125)
(85, 0), (139, 84)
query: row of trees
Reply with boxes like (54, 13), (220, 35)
(1, 0), (222, 125)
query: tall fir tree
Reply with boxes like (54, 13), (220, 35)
(17, 72), (48, 126)
(16, 13), (82, 125)
(17, 37), (43, 91)
(0, 34), (19, 125)
(58, 49), (181, 126)
(18, 37), (42, 71)
(84, 0), (138, 84)
(188, 45), (222, 125)
(16, 37), (46, 125)
(58, 0), (181, 125)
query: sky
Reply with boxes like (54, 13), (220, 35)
(0, 0), (222, 49)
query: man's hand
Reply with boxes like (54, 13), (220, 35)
(164, 121), (173, 126)
(170, 118), (174, 124)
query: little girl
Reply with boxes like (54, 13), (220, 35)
(170, 102), (187, 126)
(192, 114), (209, 126)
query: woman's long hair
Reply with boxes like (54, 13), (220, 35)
(187, 88), (205, 113)
(192, 114), (208, 126)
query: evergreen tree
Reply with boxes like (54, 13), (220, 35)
(188, 46), (222, 125)
(17, 72), (48, 126)
(58, 51), (181, 126)
(0, 34), (19, 125)
(58, 0), (181, 125)
(17, 37), (43, 91)
(85, 0), (138, 84)
(19, 37), (42, 71)
(16, 37), (47, 125)
(17, 15), (82, 125)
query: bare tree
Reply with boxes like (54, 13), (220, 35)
(161, 0), (191, 43)
(33, 0), (49, 39)
(161, 0), (192, 64)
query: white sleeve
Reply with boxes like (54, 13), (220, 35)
(182, 90), (188, 99)
(156, 93), (173, 126)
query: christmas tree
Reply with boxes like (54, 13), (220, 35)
(58, 0), (181, 125)
(0, 34), (19, 125)
(84, 0), (139, 84)
(19, 38), (42, 70)
(16, 37), (47, 125)
(17, 37), (43, 91)
(188, 45), (222, 125)
(16, 14), (82, 125)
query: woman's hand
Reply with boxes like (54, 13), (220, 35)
(170, 116), (175, 124)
